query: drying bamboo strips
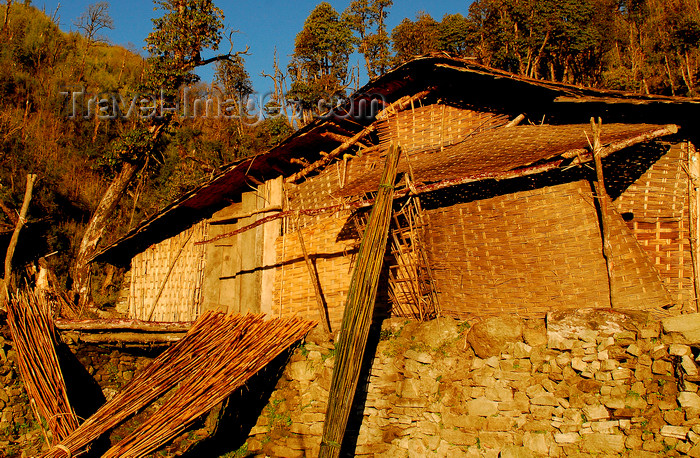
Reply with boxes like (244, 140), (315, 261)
(6, 289), (79, 445)
(42, 312), (314, 458)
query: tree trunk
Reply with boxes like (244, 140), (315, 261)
(72, 161), (140, 309)
(1, 0), (11, 36)
(4, 173), (37, 290)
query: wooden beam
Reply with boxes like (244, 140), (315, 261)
(55, 319), (193, 333)
(209, 206), (282, 225)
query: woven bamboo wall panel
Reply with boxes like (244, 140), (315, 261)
(377, 104), (508, 153)
(615, 144), (693, 305)
(424, 180), (670, 319)
(129, 221), (208, 322)
(272, 213), (357, 330)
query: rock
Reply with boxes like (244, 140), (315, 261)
(522, 431), (551, 455)
(662, 313), (700, 345)
(684, 355), (700, 376)
(547, 309), (641, 344)
(660, 425), (689, 440)
(440, 428), (477, 446)
(680, 392), (700, 409)
(467, 316), (523, 358)
(500, 445), (534, 458)
(583, 404), (609, 421)
(580, 434), (626, 454)
(287, 360), (316, 382)
(523, 319), (547, 347)
(413, 317), (460, 348)
(554, 432), (579, 444)
(670, 344), (692, 356)
(467, 397), (498, 417)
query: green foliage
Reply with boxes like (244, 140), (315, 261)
(144, 0), (226, 92)
(343, 0), (393, 79)
(287, 2), (354, 113)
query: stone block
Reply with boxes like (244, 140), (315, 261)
(662, 314), (700, 345)
(580, 433), (626, 454)
(583, 404), (609, 421)
(680, 392), (700, 409)
(440, 428), (477, 446)
(554, 432), (579, 444)
(467, 316), (523, 358)
(660, 425), (689, 440)
(467, 397), (498, 417)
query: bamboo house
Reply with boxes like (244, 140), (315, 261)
(94, 55), (700, 330)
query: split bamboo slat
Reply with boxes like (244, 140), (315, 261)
(319, 144), (401, 457)
(6, 289), (79, 445)
(42, 313), (315, 458)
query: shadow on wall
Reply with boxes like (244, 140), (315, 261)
(180, 348), (294, 458)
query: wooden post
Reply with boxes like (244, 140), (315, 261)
(687, 142), (700, 312)
(590, 118), (616, 309)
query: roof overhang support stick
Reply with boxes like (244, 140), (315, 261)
(590, 117), (616, 309)
(319, 143), (401, 457)
(295, 216), (332, 335)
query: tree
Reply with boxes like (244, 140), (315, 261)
(73, 2), (114, 79)
(287, 2), (354, 122)
(71, 0), (246, 309)
(343, 0), (393, 79)
(390, 13), (440, 65)
(143, 0), (248, 93)
(438, 13), (471, 56)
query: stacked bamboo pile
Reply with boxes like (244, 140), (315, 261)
(6, 289), (79, 445)
(42, 312), (314, 458)
(319, 144), (401, 457)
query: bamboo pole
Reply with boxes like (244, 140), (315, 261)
(687, 142), (700, 312)
(590, 117), (616, 309)
(319, 143), (401, 457)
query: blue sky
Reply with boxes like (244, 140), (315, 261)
(36, 0), (472, 94)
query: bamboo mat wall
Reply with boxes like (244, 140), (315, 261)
(614, 144), (693, 307)
(423, 180), (671, 319)
(273, 212), (358, 330)
(128, 221), (208, 322)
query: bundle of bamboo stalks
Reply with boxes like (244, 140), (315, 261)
(6, 288), (79, 445)
(319, 144), (401, 457)
(42, 312), (315, 458)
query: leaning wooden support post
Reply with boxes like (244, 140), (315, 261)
(296, 218), (332, 335)
(319, 144), (401, 457)
(687, 142), (700, 312)
(590, 118), (616, 309)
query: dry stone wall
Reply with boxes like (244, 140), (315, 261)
(243, 309), (700, 457)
